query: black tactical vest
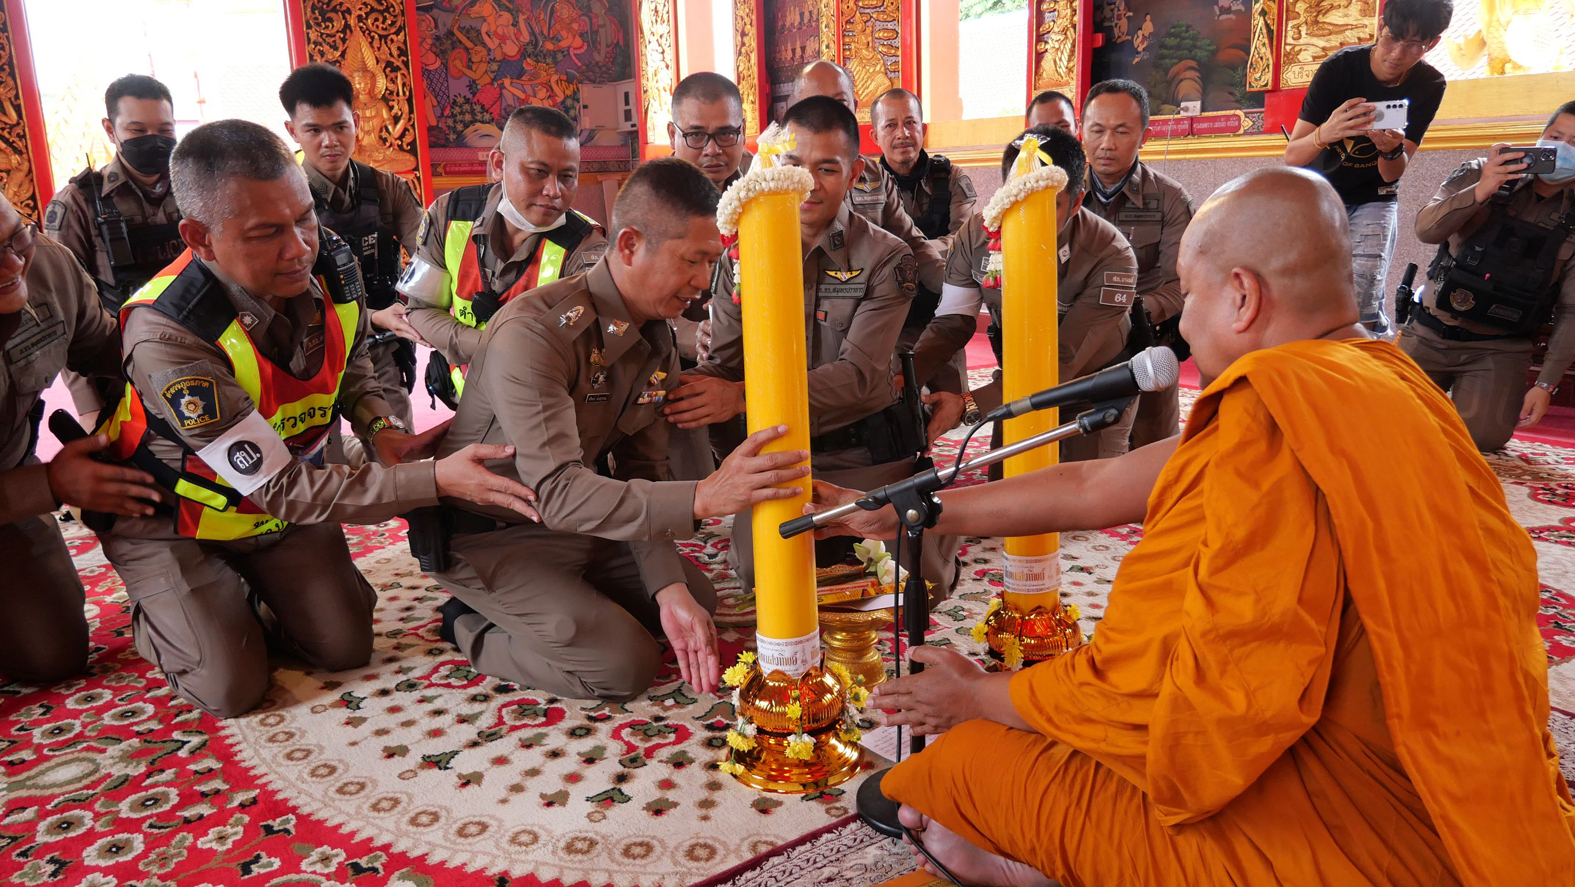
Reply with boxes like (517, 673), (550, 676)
(75, 167), (184, 311)
(311, 160), (402, 311)
(1429, 187), (1575, 335)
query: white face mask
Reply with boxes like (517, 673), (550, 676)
(1536, 139), (1575, 185)
(496, 189), (567, 234)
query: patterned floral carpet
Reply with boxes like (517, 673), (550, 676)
(5, 427), (1575, 887)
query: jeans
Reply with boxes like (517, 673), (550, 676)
(1347, 200), (1399, 338)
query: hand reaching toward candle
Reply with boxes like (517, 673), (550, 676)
(662, 374), (746, 429)
(804, 479), (900, 540)
(693, 425), (810, 518)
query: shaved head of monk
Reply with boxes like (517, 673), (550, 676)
(1177, 166), (1363, 385)
(792, 60), (858, 114)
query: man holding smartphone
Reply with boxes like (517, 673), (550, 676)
(1397, 102), (1575, 451)
(1284, 0), (1453, 337)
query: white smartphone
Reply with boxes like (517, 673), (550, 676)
(1369, 99), (1409, 133)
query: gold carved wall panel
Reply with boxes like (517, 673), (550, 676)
(1247, 0), (1278, 91)
(1032, 0), (1078, 91)
(839, 0), (901, 122)
(736, 0), (762, 137)
(637, 0), (678, 143)
(0, 4), (40, 219)
(298, 0), (423, 191)
(1279, 0), (1378, 88)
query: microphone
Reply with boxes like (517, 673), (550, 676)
(984, 346), (1180, 423)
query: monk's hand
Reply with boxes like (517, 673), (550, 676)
(434, 443), (541, 521)
(870, 646), (989, 735)
(662, 374), (745, 429)
(693, 425), (809, 518)
(656, 583), (720, 695)
(805, 479), (900, 540)
(1520, 385), (1553, 428)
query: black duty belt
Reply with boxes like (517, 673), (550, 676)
(447, 507), (511, 537)
(1412, 306), (1522, 343)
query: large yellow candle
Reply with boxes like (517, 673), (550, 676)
(739, 190), (818, 676)
(1000, 186), (1060, 612)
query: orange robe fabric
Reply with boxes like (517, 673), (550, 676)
(885, 339), (1575, 886)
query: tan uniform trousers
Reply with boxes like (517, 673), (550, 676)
(1129, 383), (1181, 449)
(4, 513), (90, 683)
(728, 454), (962, 600)
(436, 524), (717, 702)
(1398, 321), (1533, 452)
(101, 522), (377, 718)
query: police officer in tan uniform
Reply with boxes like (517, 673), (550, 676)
(423, 159), (808, 700)
(45, 75), (185, 421)
(1078, 80), (1193, 447)
(1026, 89), (1078, 133)
(0, 195), (157, 684)
(669, 97), (959, 595)
(871, 87), (977, 393)
(399, 106), (608, 401)
(282, 63), (425, 430)
(916, 126), (1139, 462)
(96, 121), (536, 718)
(792, 61), (946, 295)
(663, 72), (755, 479)
(1399, 102), (1575, 451)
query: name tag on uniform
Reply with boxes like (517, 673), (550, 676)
(585, 392), (611, 403)
(1116, 209), (1163, 223)
(1100, 288), (1135, 307)
(1104, 272), (1137, 288)
(819, 283), (865, 300)
(4, 303), (64, 365)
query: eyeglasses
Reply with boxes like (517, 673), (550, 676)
(1378, 28), (1431, 57)
(0, 222), (35, 262)
(673, 124), (742, 150)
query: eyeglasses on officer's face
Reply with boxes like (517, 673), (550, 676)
(0, 222), (36, 262)
(673, 124), (743, 150)
(1377, 27), (1431, 57)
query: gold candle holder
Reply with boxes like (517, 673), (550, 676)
(818, 608), (893, 689)
(724, 661), (863, 793)
(980, 597), (1081, 667)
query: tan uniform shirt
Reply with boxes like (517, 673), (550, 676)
(1415, 160), (1575, 385)
(695, 204), (918, 438)
(885, 152), (978, 253)
(847, 156), (946, 293)
(403, 183), (608, 366)
(1081, 162), (1193, 323)
(304, 161), (424, 247)
(917, 207), (1138, 411)
(110, 255), (437, 540)
(0, 236), (122, 524)
(436, 260), (697, 591)
(43, 156), (183, 288)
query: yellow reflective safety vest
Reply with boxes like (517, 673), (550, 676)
(98, 237), (364, 540)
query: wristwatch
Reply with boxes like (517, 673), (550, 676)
(367, 415), (410, 437)
(1535, 381), (1559, 397)
(961, 393), (983, 426)
(1379, 144), (1406, 161)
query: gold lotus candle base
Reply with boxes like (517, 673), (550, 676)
(817, 608), (893, 689)
(731, 663), (863, 793)
(983, 598), (1082, 667)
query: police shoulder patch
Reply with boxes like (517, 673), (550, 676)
(43, 201), (65, 232)
(161, 375), (221, 430)
(959, 176), (976, 199)
(895, 254), (918, 298)
(417, 210), (433, 247)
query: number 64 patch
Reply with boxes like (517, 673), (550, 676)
(1099, 287), (1134, 307)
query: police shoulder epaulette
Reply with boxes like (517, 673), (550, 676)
(447, 183), (494, 224)
(566, 209), (604, 235)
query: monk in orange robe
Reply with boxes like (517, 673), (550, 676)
(809, 167), (1575, 886)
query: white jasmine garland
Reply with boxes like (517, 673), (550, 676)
(716, 166), (815, 236)
(981, 165), (1069, 233)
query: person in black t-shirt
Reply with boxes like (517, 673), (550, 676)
(1284, 0), (1453, 338)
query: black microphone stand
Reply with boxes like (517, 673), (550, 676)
(780, 396), (1133, 842)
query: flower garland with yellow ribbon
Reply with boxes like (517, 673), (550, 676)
(716, 123), (815, 306)
(716, 652), (870, 777)
(978, 136), (1070, 290)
